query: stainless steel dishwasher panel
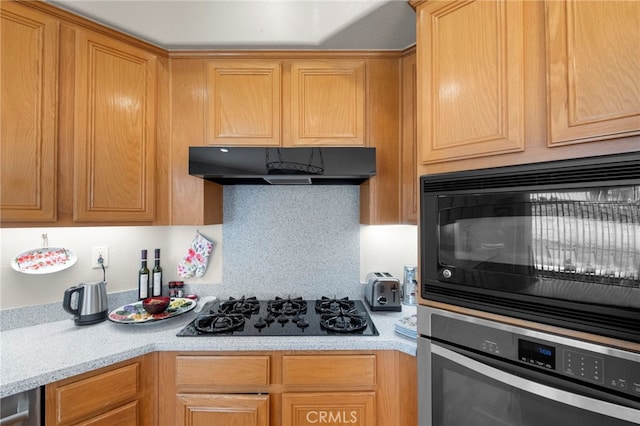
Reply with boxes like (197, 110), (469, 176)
(0, 387), (42, 426)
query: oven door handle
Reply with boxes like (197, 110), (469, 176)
(431, 344), (640, 423)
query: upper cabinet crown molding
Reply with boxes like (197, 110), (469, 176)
(417, 0), (525, 164)
(0, 2), (59, 222)
(14, 0), (166, 56)
(545, 0), (640, 146)
(408, 1), (426, 11)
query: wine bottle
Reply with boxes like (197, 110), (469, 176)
(152, 248), (163, 297)
(138, 250), (150, 300)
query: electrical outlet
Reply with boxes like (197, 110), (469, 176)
(92, 246), (109, 269)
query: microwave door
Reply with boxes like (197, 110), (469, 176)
(440, 203), (535, 276)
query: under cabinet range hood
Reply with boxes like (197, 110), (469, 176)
(189, 147), (376, 185)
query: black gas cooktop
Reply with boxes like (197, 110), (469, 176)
(177, 296), (379, 337)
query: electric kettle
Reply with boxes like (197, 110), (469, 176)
(63, 281), (108, 325)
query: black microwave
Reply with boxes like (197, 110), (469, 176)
(420, 152), (640, 343)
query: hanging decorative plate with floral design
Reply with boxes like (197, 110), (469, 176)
(11, 247), (77, 274)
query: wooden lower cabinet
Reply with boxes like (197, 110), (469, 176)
(176, 394), (269, 426)
(159, 350), (417, 426)
(45, 354), (156, 426)
(74, 402), (138, 426)
(282, 392), (375, 426)
(43, 350), (415, 425)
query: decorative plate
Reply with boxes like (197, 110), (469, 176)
(108, 298), (196, 324)
(11, 247), (77, 274)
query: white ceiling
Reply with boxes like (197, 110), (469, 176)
(48, 0), (417, 50)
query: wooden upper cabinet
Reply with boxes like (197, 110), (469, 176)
(417, 0), (525, 164)
(0, 2), (58, 222)
(203, 58), (366, 147)
(170, 58), (223, 226)
(206, 60), (282, 146)
(401, 51), (418, 225)
(546, 0), (640, 146)
(73, 29), (157, 222)
(288, 59), (366, 146)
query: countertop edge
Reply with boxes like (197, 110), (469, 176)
(0, 306), (417, 397)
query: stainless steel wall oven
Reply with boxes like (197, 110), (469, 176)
(419, 152), (640, 342)
(417, 306), (640, 426)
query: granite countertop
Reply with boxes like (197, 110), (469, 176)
(0, 303), (417, 398)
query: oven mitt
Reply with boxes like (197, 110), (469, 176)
(177, 231), (215, 278)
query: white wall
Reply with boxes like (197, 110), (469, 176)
(0, 187), (418, 309)
(360, 225), (418, 282)
(0, 226), (223, 309)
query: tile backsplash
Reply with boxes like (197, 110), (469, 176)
(220, 185), (361, 299)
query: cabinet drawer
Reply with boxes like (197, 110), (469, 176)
(75, 401), (137, 426)
(176, 355), (270, 387)
(282, 392), (375, 426)
(55, 364), (138, 424)
(282, 355), (376, 387)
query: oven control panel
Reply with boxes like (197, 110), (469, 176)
(516, 338), (640, 397)
(517, 338), (640, 397)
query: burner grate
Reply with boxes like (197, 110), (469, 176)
(194, 313), (245, 334)
(268, 296), (307, 316)
(320, 308), (368, 333)
(315, 296), (356, 314)
(219, 296), (260, 317)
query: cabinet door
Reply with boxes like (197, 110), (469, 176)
(546, 0), (640, 146)
(289, 60), (366, 146)
(282, 392), (375, 426)
(0, 2), (58, 222)
(73, 29), (156, 222)
(206, 60), (281, 146)
(417, 0), (525, 164)
(176, 394), (269, 426)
